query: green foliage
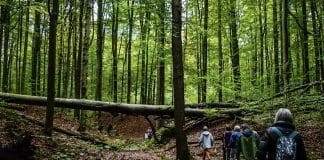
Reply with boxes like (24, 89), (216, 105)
(30, 1), (47, 14)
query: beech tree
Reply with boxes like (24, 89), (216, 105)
(45, 0), (59, 136)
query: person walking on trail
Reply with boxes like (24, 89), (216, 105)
(257, 108), (307, 160)
(241, 123), (260, 144)
(223, 124), (232, 160)
(238, 123), (259, 160)
(199, 126), (214, 160)
(144, 127), (153, 140)
(228, 125), (242, 160)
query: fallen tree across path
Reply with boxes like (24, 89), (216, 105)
(0, 93), (241, 117)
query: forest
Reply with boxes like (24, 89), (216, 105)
(0, 0), (323, 159)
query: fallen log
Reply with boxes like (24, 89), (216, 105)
(0, 92), (240, 117)
(185, 102), (239, 108)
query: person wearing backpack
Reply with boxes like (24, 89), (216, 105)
(257, 108), (307, 160)
(199, 126), (214, 160)
(228, 125), (242, 160)
(238, 124), (258, 160)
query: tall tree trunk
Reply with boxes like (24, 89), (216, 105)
(96, 0), (104, 127)
(258, 0), (264, 90)
(230, 0), (241, 98)
(79, 0), (91, 132)
(144, 22), (150, 104)
(171, 0), (192, 159)
(282, 0), (290, 88)
(301, 0), (309, 85)
(217, 0), (223, 102)
(75, 0), (84, 118)
(201, 0), (208, 102)
(127, 0), (134, 104)
(310, 0), (320, 91)
(70, 0), (78, 98)
(31, 0), (42, 96)
(156, 0), (165, 106)
(264, 0), (271, 87)
(2, 1), (10, 93)
(96, 0), (104, 102)
(273, 0), (280, 93)
(16, 0), (23, 94)
(112, 0), (119, 102)
(62, 1), (73, 98)
(140, 0), (149, 104)
(0, 7), (4, 91)
(196, 0), (202, 103)
(45, 0), (59, 136)
(21, 0), (30, 94)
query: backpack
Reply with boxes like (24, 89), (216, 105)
(271, 127), (298, 160)
(240, 134), (257, 160)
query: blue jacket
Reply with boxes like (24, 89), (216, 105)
(199, 131), (214, 149)
(228, 131), (242, 148)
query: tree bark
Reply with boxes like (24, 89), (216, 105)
(21, 0), (30, 94)
(201, 0), (208, 102)
(301, 0), (309, 85)
(62, 1), (73, 98)
(0, 92), (241, 117)
(230, 0), (241, 98)
(140, 0), (149, 104)
(112, 0), (119, 103)
(310, 0), (320, 91)
(31, 0), (42, 96)
(264, 0), (271, 87)
(273, 0), (280, 93)
(156, 0), (165, 106)
(79, 0), (91, 132)
(126, 0), (134, 104)
(0, 7), (3, 88)
(171, 0), (192, 159)
(258, 0), (264, 90)
(75, 0), (84, 119)
(217, 0), (223, 102)
(282, 0), (291, 88)
(45, 0), (59, 136)
(2, 1), (10, 93)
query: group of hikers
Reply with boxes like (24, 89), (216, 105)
(199, 108), (308, 160)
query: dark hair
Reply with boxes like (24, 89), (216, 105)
(225, 124), (231, 131)
(274, 108), (293, 123)
(241, 123), (249, 130)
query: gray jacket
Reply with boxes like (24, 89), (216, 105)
(199, 131), (214, 149)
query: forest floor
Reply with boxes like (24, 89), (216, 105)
(0, 104), (323, 160)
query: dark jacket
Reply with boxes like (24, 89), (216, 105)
(223, 131), (232, 148)
(257, 121), (307, 160)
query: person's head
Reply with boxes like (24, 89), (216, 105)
(203, 126), (208, 131)
(225, 124), (231, 131)
(241, 123), (249, 130)
(234, 125), (240, 131)
(274, 108), (293, 124)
